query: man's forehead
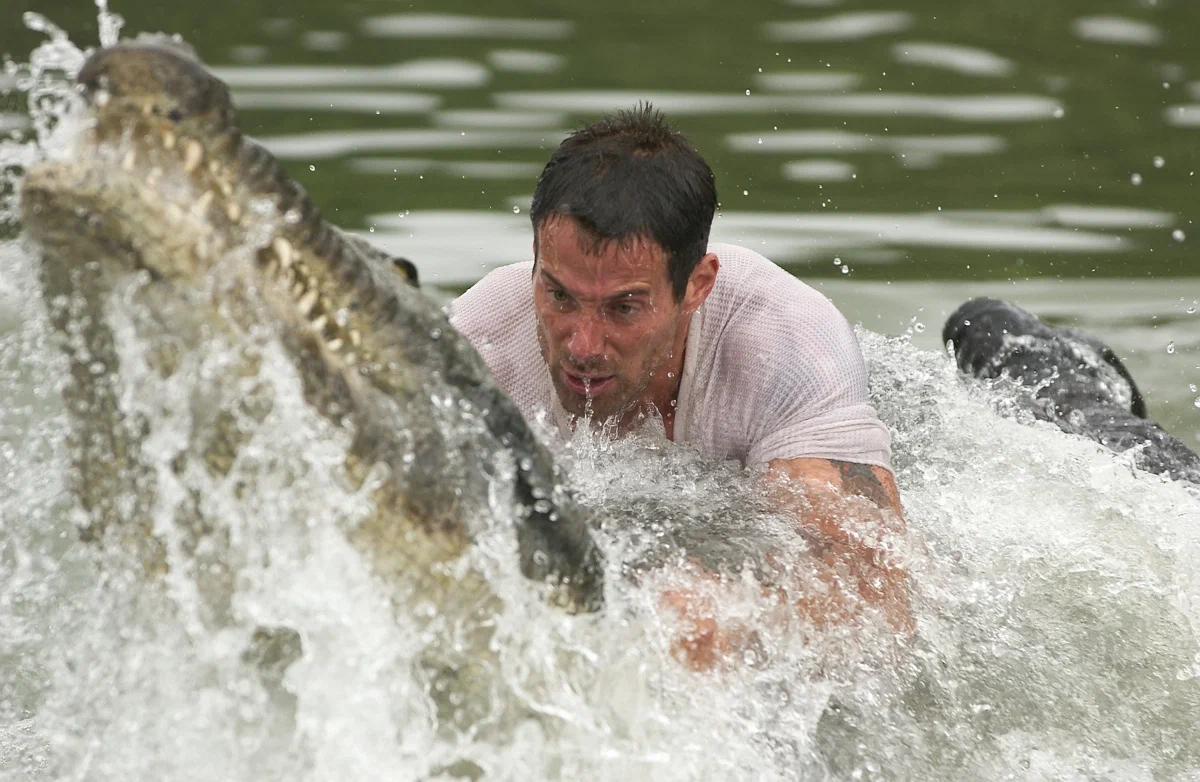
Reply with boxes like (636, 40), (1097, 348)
(536, 216), (667, 275)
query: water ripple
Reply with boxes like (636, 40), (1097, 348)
(497, 90), (1060, 121)
(432, 109), (566, 129)
(359, 207), (1137, 285)
(301, 31), (348, 52)
(213, 59), (490, 89)
(1165, 105), (1200, 127)
(1072, 16), (1163, 46)
(361, 13), (573, 40)
(782, 159), (856, 182)
(764, 11), (912, 42)
(255, 129), (566, 159)
(485, 50), (564, 73)
(350, 158), (544, 179)
(892, 41), (1015, 77)
(728, 130), (1006, 160)
(233, 91), (439, 114)
(754, 71), (861, 91)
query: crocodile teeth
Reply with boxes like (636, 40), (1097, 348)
(122, 150), (136, 172)
(183, 140), (203, 174)
(272, 237), (294, 269)
(193, 190), (214, 215)
(326, 338), (344, 352)
(162, 131), (176, 150)
(226, 202), (241, 222)
(311, 315), (328, 334)
(298, 289), (319, 316)
(348, 329), (361, 347)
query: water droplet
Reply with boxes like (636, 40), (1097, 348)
(1131, 173), (1143, 186)
(757, 138), (763, 145)
(1167, 342), (1176, 354)
(1173, 229), (1186, 242)
(1193, 396), (1200, 409)
(309, 164), (316, 171)
(1053, 107), (1065, 119)
(1154, 156), (1166, 168)
(833, 257), (842, 266)
(913, 322), (925, 333)
(1190, 383), (1197, 393)
(840, 265), (850, 275)
(743, 190), (749, 196)
(745, 89), (751, 96)
(512, 205), (521, 214)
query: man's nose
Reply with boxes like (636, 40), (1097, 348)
(566, 313), (606, 360)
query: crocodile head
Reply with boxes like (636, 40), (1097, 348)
(22, 39), (237, 281)
(18, 40), (604, 616)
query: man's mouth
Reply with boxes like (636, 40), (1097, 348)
(562, 370), (615, 396)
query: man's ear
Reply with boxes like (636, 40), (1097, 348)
(683, 253), (720, 313)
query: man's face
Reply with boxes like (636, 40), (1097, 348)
(532, 216), (686, 423)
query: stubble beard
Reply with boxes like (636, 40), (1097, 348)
(536, 322), (679, 426)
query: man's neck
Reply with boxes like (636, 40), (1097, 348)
(640, 310), (694, 441)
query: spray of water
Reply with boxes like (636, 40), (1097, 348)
(4, 8), (1200, 782)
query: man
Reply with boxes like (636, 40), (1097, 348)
(448, 105), (910, 668)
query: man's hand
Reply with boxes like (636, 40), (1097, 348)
(767, 457), (911, 631)
(661, 458), (912, 671)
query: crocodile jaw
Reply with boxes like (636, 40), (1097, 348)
(20, 127), (233, 284)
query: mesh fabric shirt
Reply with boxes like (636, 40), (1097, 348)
(447, 243), (892, 472)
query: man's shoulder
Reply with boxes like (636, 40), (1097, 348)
(704, 243), (853, 345)
(448, 262), (533, 327)
(447, 261), (538, 363)
(456, 261), (534, 303)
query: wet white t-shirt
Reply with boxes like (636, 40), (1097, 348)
(447, 243), (892, 471)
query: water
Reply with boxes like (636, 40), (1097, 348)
(4, 2), (1200, 780)
(5, 0), (1194, 437)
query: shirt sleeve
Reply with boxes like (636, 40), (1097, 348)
(743, 288), (893, 472)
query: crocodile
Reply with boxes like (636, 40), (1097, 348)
(944, 297), (1200, 484)
(18, 37), (603, 652)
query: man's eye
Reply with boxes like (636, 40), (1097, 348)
(614, 302), (638, 317)
(550, 289), (568, 303)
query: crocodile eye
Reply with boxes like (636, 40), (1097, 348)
(166, 107), (184, 122)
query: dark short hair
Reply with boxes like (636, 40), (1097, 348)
(530, 103), (718, 301)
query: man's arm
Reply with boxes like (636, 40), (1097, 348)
(766, 457), (911, 633)
(663, 457), (911, 670)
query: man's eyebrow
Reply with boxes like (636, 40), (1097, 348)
(605, 286), (652, 302)
(537, 267), (651, 301)
(538, 268), (568, 292)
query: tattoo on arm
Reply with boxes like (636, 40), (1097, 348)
(830, 460), (892, 509)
